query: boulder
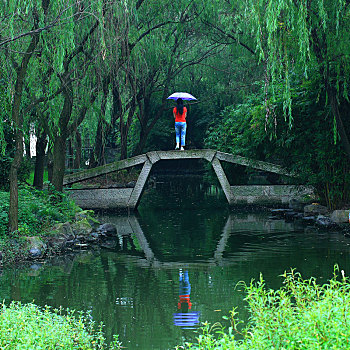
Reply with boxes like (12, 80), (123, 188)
(304, 204), (328, 216)
(302, 216), (316, 223)
(51, 222), (74, 237)
(71, 218), (93, 236)
(46, 235), (67, 251)
(75, 210), (100, 227)
(100, 239), (118, 250)
(85, 234), (98, 243)
(285, 211), (299, 220)
(97, 223), (117, 236)
(330, 210), (350, 223)
(270, 209), (294, 217)
(289, 198), (306, 212)
(91, 232), (99, 239)
(26, 237), (47, 259)
(315, 215), (336, 228)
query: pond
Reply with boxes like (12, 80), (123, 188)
(1, 179), (350, 349)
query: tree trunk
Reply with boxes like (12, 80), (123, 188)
(74, 130), (82, 169)
(25, 141), (31, 160)
(52, 135), (67, 192)
(120, 100), (136, 160)
(67, 138), (74, 170)
(120, 121), (128, 160)
(94, 118), (107, 166)
(47, 148), (53, 183)
(33, 130), (47, 189)
(51, 77), (73, 191)
(8, 26), (40, 233)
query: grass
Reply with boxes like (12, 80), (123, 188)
(0, 183), (79, 237)
(181, 266), (350, 349)
(0, 302), (121, 349)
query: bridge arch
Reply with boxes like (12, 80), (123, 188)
(63, 149), (308, 209)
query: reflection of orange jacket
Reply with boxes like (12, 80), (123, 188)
(178, 295), (192, 309)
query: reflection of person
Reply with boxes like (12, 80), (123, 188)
(173, 98), (187, 151)
(173, 269), (199, 329)
(178, 269), (192, 310)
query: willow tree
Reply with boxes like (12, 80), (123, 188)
(245, 0), (350, 156)
(0, 0), (105, 231)
(1, 1), (49, 233)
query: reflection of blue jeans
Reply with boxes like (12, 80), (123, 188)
(175, 122), (186, 146)
(179, 270), (191, 295)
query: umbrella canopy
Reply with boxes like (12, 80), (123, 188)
(167, 92), (197, 101)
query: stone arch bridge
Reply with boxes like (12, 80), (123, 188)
(63, 149), (312, 209)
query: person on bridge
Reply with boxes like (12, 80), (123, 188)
(173, 98), (187, 151)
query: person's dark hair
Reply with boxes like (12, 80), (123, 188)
(176, 98), (184, 115)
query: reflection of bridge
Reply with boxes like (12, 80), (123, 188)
(106, 214), (294, 268)
(64, 149), (313, 209)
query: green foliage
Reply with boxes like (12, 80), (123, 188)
(0, 155), (32, 191)
(0, 301), (122, 349)
(245, 0), (350, 122)
(0, 76), (9, 155)
(0, 184), (79, 236)
(205, 76), (350, 208)
(183, 266), (350, 350)
(205, 100), (268, 158)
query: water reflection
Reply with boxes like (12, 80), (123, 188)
(173, 269), (200, 329)
(100, 213), (304, 268)
(1, 208), (350, 350)
(101, 213), (241, 267)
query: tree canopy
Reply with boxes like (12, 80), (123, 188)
(1, 0), (350, 232)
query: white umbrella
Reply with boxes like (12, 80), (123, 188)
(167, 92), (197, 101)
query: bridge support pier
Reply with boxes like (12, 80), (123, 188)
(127, 159), (153, 209)
(211, 156), (233, 205)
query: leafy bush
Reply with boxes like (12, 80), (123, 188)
(0, 302), (121, 349)
(0, 155), (32, 191)
(0, 184), (80, 236)
(183, 267), (350, 350)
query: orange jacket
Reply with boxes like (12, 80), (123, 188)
(173, 107), (187, 123)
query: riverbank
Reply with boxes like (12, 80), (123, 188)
(0, 185), (108, 267)
(269, 201), (350, 233)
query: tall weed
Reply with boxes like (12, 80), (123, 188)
(0, 301), (122, 349)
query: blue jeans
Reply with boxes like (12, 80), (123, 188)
(175, 122), (186, 146)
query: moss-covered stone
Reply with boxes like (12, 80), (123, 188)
(71, 218), (93, 236)
(51, 222), (74, 237)
(25, 236), (47, 258)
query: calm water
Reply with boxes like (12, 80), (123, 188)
(1, 180), (350, 349)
